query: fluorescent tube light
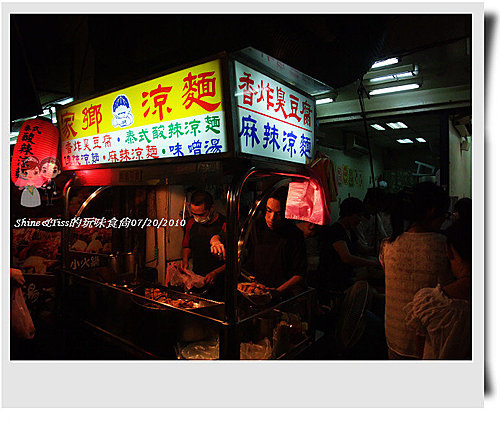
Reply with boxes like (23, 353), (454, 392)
(387, 122), (407, 129)
(370, 124), (385, 131)
(370, 57), (399, 69)
(369, 71), (415, 83)
(10, 132), (19, 145)
(370, 75), (395, 83)
(315, 97), (333, 105)
(57, 97), (74, 105)
(369, 83), (420, 96)
(416, 137), (427, 143)
(397, 138), (413, 144)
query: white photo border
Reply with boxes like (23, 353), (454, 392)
(2, 2), (485, 408)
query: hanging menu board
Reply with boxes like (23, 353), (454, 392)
(57, 59), (227, 170)
(234, 61), (315, 164)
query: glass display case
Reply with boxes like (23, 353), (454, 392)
(61, 163), (317, 360)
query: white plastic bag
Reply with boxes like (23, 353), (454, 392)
(167, 263), (205, 290)
(285, 171), (331, 226)
(240, 338), (272, 360)
(11, 286), (35, 340)
(404, 285), (471, 359)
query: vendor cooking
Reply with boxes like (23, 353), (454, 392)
(182, 190), (226, 291)
(211, 187), (307, 296)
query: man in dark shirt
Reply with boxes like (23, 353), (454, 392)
(243, 188), (307, 295)
(317, 197), (380, 296)
(182, 190), (226, 288)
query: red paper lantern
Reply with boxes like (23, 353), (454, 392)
(11, 118), (60, 187)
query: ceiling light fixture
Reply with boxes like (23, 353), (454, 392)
(370, 57), (399, 69)
(369, 71), (415, 84)
(387, 122), (408, 129)
(10, 132), (19, 145)
(416, 137), (427, 143)
(57, 97), (74, 105)
(370, 124), (385, 131)
(397, 138), (413, 144)
(315, 97), (333, 105)
(369, 83), (420, 96)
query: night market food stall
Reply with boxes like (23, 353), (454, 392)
(58, 50), (332, 360)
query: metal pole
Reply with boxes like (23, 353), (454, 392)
(220, 169), (250, 359)
(357, 80), (376, 188)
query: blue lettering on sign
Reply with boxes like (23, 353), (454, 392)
(205, 138), (222, 154)
(262, 122), (280, 152)
(282, 130), (297, 158)
(188, 140), (202, 155)
(169, 143), (184, 156)
(299, 134), (312, 158)
(239, 115), (260, 148)
(81, 154), (90, 165)
(239, 113), (312, 162)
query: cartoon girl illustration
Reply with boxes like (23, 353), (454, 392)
(17, 156), (43, 208)
(40, 157), (61, 205)
(112, 94), (134, 128)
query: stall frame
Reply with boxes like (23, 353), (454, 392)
(60, 51), (319, 360)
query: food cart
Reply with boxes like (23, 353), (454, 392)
(58, 49), (333, 359)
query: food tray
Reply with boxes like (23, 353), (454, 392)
(237, 282), (273, 306)
(132, 284), (220, 312)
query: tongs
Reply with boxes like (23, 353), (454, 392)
(240, 269), (255, 282)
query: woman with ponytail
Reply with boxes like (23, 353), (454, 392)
(379, 182), (454, 359)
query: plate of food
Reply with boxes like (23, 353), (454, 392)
(142, 287), (200, 310)
(237, 279), (273, 305)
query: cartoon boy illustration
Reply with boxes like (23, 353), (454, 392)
(112, 94), (134, 128)
(16, 156), (43, 208)
(40, 157), (61, 206)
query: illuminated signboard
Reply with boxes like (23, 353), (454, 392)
(57, 59), (227, 170)
(234, 61), (315, 164)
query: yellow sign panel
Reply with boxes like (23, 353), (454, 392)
(57, 59), (227, 169)
(57, 59), (224, 143)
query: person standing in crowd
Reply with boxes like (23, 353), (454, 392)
(404, 222), (472, 359)
(294, 220), (318, 240)
(379, 192), (394, 239)
(442, 222), (472, 300)
(379, 182), (454, 360)
(317, 197), (380, 304)
(182, 190), (226, 296)
(451, 197), (472, 227)
(355, 188), (388, 255)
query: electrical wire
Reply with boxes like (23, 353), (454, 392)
(357, 79), (376, 188)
